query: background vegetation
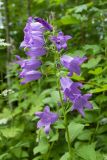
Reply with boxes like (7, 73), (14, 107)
(0, 0), (107, 159)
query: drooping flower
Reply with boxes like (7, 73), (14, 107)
(34, 17), (53, 31)
(35, 106), (58, 134)
(25, 47), (46, 57)
(50, 31), (72, 51)
(20, 70), (42, 84)
(60, 55), (87, 76)
(17, 17), (52, 84)
(16, 55), (41, 70)
(60, 77), (82, 101)
(20, 17), (46, 58)
(71, 94), (93, 117)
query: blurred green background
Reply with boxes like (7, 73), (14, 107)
(0, 0), (107, 160)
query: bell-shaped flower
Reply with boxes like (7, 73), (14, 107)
(20, 70), (42, 84)
(26, 47), (46, 57)
(16, 55), (41, 70)
(50, 31), (72, 51)
(20, 17), (45, 50)
(71, 94), (93, 117)
(60, 77), (82, 101)
(34, 17), (53, 31)
(35, 106), (58, 134)
(60, 55), (87, 76)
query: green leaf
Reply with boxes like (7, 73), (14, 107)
(77, 130), (92, 141)
(51, 90), (60, 105)
(96, 152), (104, 160)
(75, 4), (87, 13)
(76, 144), (96, 160)
(50, 0), (67, 5)
(66, 122), (84, 142)
(82, 56), (101, 69)
(72, 73), (85, 81)
(96, 95), (107, 103)
(54, 120), (65, 129)
(58, 15), (80, 25)
(90, 84), (107, 93)
(32, 156), (42, 160)
(83, 44), (101, 55)
(0, 153), (8, 160)
(60, 152), (70, 160)
(49, 132), (59, 142)
(0, 127), (23, 138)
(33, 137), (49, 155)
(67, 2), (93, 14)
(88, 67), (103, 75)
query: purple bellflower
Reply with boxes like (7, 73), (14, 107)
(17, 17), (52, 84)
(60, 77), (82, 101)
(34, 17), (53, 31)
(71, 94), (93, 117)
(16, 55), (41, 70)
(20, 70), (42, 84)
(20, 17), (46, 58)
(26, 47), (46, 57)
(60, 55), (87, 76)
(50, 31), (72, 51)
(16, 55), (42, 84)
(35, 106), (58, 134)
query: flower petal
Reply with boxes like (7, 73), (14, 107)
(44, 124), (50, 134)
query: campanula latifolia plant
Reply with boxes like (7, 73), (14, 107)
(17, 17), (93, 160)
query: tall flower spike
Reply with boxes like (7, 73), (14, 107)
(17, 17), (53, 84)
(35, 106), (58, 134)
(60, 55), (87, 76)
(71, 94), (93, 117)
(50, 31), (72, 51)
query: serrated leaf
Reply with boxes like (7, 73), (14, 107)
(90, 84), (107, 93)
(54, 120), (65, 129)
(66, 122), (84, 142)
(83, 44), (101, 55)
(77, 130), (92, 140)
(49, 132), (59, 142)
(60, 152), (70, 160)
(76, 144), (96, 160)
(33, 137), (49, 155)
(88, 67), (103, 75)
(72, 73), (85, 81)
(59, 15), (80, 25)
(0, 127), (23, 138)
(75, 4), (87, 13)
(82, 56), (101, 69)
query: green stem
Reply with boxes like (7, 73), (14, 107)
(58, 79), (72, 158)
(54, 49), (72, 158)
(46, 141), (54, 160)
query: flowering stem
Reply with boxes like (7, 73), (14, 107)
(46, 141), (54, 160)
(54, 49), (72, 158)
(56, 60), (72, 158)
(58, 86), (72, 158)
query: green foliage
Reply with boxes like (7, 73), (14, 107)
(67, 122), (84, 142)
(0, 0), (107, 159)
(76, 144), (96, 160)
